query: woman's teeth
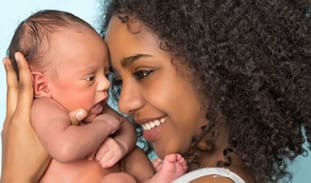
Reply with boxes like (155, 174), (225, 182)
(142, 117), (166, 130)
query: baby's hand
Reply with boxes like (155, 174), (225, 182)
(92, 114), (121, 134)
(95, 137), (126, 168)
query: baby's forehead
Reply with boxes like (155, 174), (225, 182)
(46, 29), (108, 67)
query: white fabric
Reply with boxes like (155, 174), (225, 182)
(172, 167), (245, 183)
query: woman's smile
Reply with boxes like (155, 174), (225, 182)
(141, 117), (167, 131)
(140, 117), (167, 141)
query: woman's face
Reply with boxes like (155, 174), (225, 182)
(105, 15), (207, 158)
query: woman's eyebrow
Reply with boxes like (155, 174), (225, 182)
(121, 54), (152, 68)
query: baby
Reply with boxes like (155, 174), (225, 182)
(7, 10), (187, 183)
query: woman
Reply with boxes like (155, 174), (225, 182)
(2, 0), (311, 182)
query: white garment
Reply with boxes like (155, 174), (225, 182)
(172, 167), (245, 183)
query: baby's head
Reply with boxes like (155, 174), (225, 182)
(8, 10), (99, 77)
(8, 10), (110, 113)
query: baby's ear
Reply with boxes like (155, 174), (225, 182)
(32, 71), (51, 98)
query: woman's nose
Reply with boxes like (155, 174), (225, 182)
(118, 81), (144, 115)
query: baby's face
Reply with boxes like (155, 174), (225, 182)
(45, 27), (110, 117)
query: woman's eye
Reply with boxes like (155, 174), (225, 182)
(134, 70), (153, 80)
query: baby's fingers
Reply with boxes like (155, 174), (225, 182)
(95, 138), (122, 168)
(98, 151), (117, 168)
(68, 109), (88, 125)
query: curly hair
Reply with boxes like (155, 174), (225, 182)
(101, 0), (311, 182)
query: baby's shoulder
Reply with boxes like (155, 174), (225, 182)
(33, 97), (64, 111)
(32, 97), (67, 122)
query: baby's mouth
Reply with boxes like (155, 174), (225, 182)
(90, 102), (104, 115)
(84, 102), (104, 123)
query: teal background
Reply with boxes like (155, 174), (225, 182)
(0, 1), (310, 182)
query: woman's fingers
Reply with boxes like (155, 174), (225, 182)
(1, 52), (50, 182)
(14, 52), (33, 121)
(3, 57), (18, 127)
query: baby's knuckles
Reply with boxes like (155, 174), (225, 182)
(93, 114), (121, 134)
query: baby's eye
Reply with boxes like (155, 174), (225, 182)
(85, 75), (95, 82)
(134, 70), (153, 80)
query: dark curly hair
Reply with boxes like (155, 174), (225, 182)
(101, 0), (311, 182)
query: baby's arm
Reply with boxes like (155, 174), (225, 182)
(94, 107), (136, 168)
(31, 98), (120, 163)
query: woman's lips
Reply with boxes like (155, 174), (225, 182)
(143, 125), (162, 142)
(140, 117), (167, 141)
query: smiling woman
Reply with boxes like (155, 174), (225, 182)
(102, 1), (311, 182)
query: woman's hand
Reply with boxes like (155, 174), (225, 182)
(1, 52), (50, 183)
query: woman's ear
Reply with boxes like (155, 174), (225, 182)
(31, 71), (51, 98)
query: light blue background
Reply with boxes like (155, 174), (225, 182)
(0, 1), (310, 182)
